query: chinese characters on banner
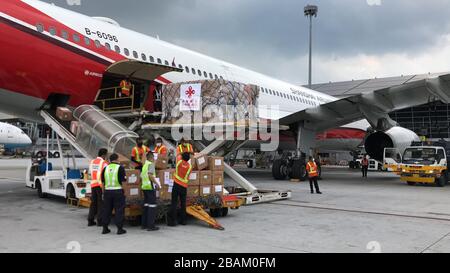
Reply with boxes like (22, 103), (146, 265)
(180, 83), (202, 111)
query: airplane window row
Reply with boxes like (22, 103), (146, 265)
(259, 87), (317, 106)
(36, 23), (226, 82)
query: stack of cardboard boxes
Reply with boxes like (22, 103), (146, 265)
(156, 154), (225, 202)
(115, 152), (225, 203)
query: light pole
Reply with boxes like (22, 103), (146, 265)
(304, 4), (318, 89)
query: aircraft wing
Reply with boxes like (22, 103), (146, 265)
(280, 74), (450, 132)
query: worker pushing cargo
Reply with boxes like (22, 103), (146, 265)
(131, 137), (150, 170)
(141, 151), (160, 231)
(306, 157), (322, 194)
(102, 153), (127, 235)
(87, 148), (108, 227)
(176, 138), (194, 161)
(154, 137), (168, 156)
(168, 152), (193, 226)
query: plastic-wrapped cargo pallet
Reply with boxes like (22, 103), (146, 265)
(161, 79), (259, 124)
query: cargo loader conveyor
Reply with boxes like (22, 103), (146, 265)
(31, 105), (245, 230)
(26, 105), (139, 201)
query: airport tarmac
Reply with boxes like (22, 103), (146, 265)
(1, 161), (450, 253)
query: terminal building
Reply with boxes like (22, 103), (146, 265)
(308, 72), (450, 140)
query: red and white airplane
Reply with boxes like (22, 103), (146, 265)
(1, 0), (449, 179)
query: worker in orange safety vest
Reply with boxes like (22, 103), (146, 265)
(361, 155), (369, 178)
(168, 152), (193, 227)
(306, 156), (322, 195)
(120, 79), (132, 97)
(176, 138), (194, 161)
(154, 137), (168, 156)
(131, 138), (150, 170)
(88, 148), (109, 227)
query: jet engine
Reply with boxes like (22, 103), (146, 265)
(364, 126), (419, 161)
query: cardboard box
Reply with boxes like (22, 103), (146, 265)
(155, 154), (169, 170)
(200, 185), (212, 196)
(157, 169), (175, 187)
(212, 171), (224, 185)
(208, 156), (224, 171)
(187, 185), (200, 198)
(200, 170), (212, 186)
(56, 107), (73, 121)
(122, 183), (142, 199)
(158, 185), (173, 201)
(212, 184), (224, 196)
(193, 154), (209, 171)
(189, 155), (197, 171)
(117, 154), (130, 169)
(125, 170), (141, 185)
(188, 171), (200, 186)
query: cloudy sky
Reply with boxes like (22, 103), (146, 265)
(42, 0), (450, 85)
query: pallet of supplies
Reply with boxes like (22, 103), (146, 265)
(161, 80), (259, 124)
(56, 107), (73, 121)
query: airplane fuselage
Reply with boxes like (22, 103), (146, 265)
(0, 0), (368, 148)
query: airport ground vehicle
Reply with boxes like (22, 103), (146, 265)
(384, 141), (450, 187)
(355, 158), (384, 171)
(26, 134), (88, 200)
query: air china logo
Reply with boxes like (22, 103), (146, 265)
(84, 70), (103, 78)
(185, 86), (196, 98)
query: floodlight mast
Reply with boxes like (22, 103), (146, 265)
(304, 5), (318, 89)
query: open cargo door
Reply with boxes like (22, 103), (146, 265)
(105, 60), (182, 82)
(95, 60), (182, 113)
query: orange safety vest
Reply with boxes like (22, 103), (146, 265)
(176, 144), (193, 156)
(154, 145), (167, 155)
(362, 158), (369, 166)
(132, 146), (150, 163)
(173, 160), (193, 188)
(89, 157), (108, 188)
(120, 80), (131, 96)
(306, 162), (318, 178)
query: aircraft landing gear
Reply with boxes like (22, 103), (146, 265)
(272, 156), (316, 181)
